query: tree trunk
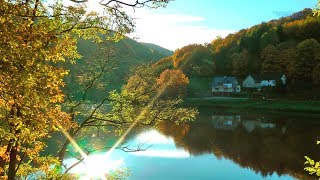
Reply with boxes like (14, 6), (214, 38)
(58, 126), (82, 161)
(58, 139), (70, 161)
(8, 145), (17, 180)
(0, 158), (5, 177)
(7, 104), (20, 179)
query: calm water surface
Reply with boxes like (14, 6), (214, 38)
(64, 107), (320, 180)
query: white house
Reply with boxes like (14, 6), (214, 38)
(242, 73), (286, 89)
(212, 76), (241, 95)
(242, 75), (262, 89)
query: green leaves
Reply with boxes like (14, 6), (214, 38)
(107, 65), (198, 131)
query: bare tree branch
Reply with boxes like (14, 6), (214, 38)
(100, 0), (169, 8)
(63, 142), (152, 173)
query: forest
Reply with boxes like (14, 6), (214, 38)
(155, 8), (320, 96)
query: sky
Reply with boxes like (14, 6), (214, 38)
(127, 0), (317, 50)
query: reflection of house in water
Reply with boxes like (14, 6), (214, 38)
(212, 115), (276, 132)
(242, 120), (276, 133)
(212, 115), (241, 130)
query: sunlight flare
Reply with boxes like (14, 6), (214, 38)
(58, 125), (107, 179)
(58, 126), (88, 159)
(103, 53), (195, 161)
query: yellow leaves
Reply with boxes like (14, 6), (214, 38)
(49, 94), (64, 103)
(0, 146), (8, 160)
(156, 69), (189, 98)
(24, 141), (46, 158)
(0, 0), (171, 177)
(305, 141), (320, 177)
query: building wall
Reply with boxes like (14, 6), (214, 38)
(212, 83), (241, 93)
(212, 85), (241, 93)
(212, 86), (234, 93)
(235, 85), (241, 92)
(281, 75), (286, 85)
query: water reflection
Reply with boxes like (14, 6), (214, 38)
(157, 110), (320, 180)
(64, 109), (320, 180)
(131, 130), (190, 158)
(212, 115), (276, 132)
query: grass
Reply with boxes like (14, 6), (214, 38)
(187, 77), (212, 96)
(184, 98), (320, 114)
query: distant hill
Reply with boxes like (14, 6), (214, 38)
(64, 36), (173, 101)
(142, 43), (173, 57)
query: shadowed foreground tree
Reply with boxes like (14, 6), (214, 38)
(305, 1), (320, 176)
(107, 65), (197, 132)
(57, 64), (198, 175)
(0, 0), (170, 179)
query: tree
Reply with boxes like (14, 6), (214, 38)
(156, 69), (189, 98)
(172, 44), (213, 76)
(0, 0), (169, 178)
(107, 65), (198, 131)
(231, 49), (249, 77)
(57, 42), (120, 162)
(261, 45), (281, 73)
(259, 28), (279, 49)
(290, 39), (320, 81)
(57, 63), (197, 176)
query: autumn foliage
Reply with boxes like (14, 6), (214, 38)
(155, 8), (320, 90)
(157, 69), (189, 98)
(0, 0), (171, 179)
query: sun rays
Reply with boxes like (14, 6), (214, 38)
(59, 59), (192, 179)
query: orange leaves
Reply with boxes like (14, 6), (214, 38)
(156, 69), (189, 98)
(157, 69), (189, 86)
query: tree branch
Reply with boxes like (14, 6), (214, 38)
(100, 0), (169, 8)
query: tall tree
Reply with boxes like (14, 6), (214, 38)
(291, 39), (320, 80)
(172, 44), (212, 76)
(107, 65), (197, 131)
(259, 28), (280, 49)
(231, 49), (249, 77)
(0, 0), (169, 178)
(156, 69), (189, 98)
(261, 44), (281, 73)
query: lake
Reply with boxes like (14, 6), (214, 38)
(64, 107), (320, 180)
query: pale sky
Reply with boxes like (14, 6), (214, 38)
(85, 0), (317, 50)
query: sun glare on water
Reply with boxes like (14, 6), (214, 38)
(64, 154), (124, 180)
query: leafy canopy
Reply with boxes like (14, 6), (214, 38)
(0, 0), (169, 178)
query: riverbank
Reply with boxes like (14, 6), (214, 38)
(184, 97), (320, 114)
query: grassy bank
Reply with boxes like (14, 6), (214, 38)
(184, 97), (320, 114)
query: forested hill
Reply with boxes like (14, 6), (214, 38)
(64, 36), (173, 101)
(142, 43), (174, 57)
(156, 8), (320, 88)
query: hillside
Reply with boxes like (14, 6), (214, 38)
(154, 8), (320, 97)
(64, 36), (173, 101)
(142, 43), (173, 57)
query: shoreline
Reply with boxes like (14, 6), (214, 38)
(184, 97), (320, 114)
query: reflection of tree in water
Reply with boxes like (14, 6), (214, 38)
(157, 112), (320, 180)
